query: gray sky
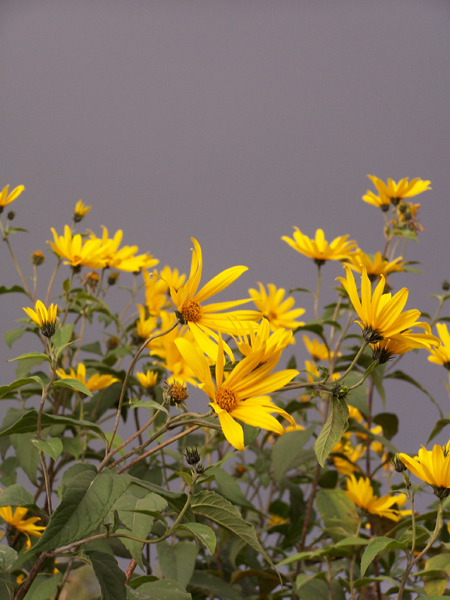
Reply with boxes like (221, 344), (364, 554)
(2, 0), (450, 453)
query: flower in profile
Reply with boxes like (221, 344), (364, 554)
(136, 370), (158, 389)
(0, 184), (25, 213)
(56, 363), (119, 392)
(143, 269), (171, 316)
(73, 199), (91, 222)
(372, 328), (440, 363)
(344, 250), (407, 281)
(366, 175), (431, 206)
(428, 323), (450, 370)
(170, 238), (260, 360)
(23, 300), (58, 338)
(158, 265), (186, 292)
(336, 265), (437, 345)
(136, 305), (158, 340)
(362, 190), (391, 211)
(303, 335), (337, 361)
(282, 228), (357, 266)
(48, 225), (107, 269)
(249, 283), (305, 331)
(175, 336), (298, 451)
(398, 444), (450, 497)
(235, 318), (293, 363)
(345, 475), (407, 521)
(96, 226), (159, 272)
(0, 506), (45, 549)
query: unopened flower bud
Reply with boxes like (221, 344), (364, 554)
(31, 250), (45, 266)
(442, 280), (450, 291)
(7, 211), (15, 220)
(185, 447), (201, 465)
(392, 453), (407, 473)
(108, 271), (120, 286)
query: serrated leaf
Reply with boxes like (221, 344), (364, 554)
(0, 377), (44, 399)
(85, 550), (126, 600)
(178, 523), (216, 554)
(34, 464), (131, 551)
(22, 573), (62, 600)
(53, 378), (93, 396)
(157, 541), (197, 588)
(31, 437), (63, 461)
(0, 546), (18, 572)
(0, 484), (35, 508)
(207, 466), (254, 509)
(11, 433), (40, 485)
(8, 352), (51, 363)
(361, 537), (407, 576)
(314, 397), (349, 467)
(4, 328), (25, 349)
(134, 577), (191, 600)
(191, 490), (276, 573)
(272, 426), (315, 481)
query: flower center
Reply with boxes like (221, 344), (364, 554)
(180, 300), (203, 323)
(215, 387), (239, 412)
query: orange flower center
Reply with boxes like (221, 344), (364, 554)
(215, 387), (239, 412)
(180, 300), (203, 323)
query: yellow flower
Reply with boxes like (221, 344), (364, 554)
(23, 300), (58, 338)
(302, 335), (337, 361)
(398, 444), (450, 493)
(175, 336), (298, 451)
(143, 269), (171, 316)
(136, 305), (158, 340)
(96, 226), (159, 272)
(345, 475), (407, 521)
(372, 329), (440, 363)
(170, 238), (260, 360)
(56, 363), (119, 392)
(368, 175), (431, 202)
(73, 200), (91, 222)
(48, 225), (107, 269)
(362, 189), (391, 211)
(136, 370), (158, 388)
(249, 283), (305, 331)
(158, 265), (186, 292)
(235, 319), (293, 363)
(0, 184), (25, 212)
(332, 440), (365, 475)
(282, 228), (357, 265)
(268, 514), (289, 527)
(336, 265), (437, 345)
(428, 323), (450, 369)
(344, 251), (407, 281)
(0, 506), (45, 549)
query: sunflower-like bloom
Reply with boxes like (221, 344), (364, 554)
(170, 238), (261, 360)
(175, 336), (298, 451)
(158, 265), (186, 291)
(332, 440), (365, 476)
(345, 475), (407, 521)
(235, 319), (293, 363)
(96, 226), (159, 272)
(136, 370), (158, 389)
(73, 200), (91, 222)
(302, 335), (338, 361)
(136, 305), (158, 340)
(56, 363), (119, 392)
(366, 175), (431, 206)
(428, 323), (450, 370)
(0, 506), (45, 549)
(143, 269), (171, 316)
(344, 251), (407, 281)
(23, 300), (58, 338)
(48, 225), (107, 269)
(282, 228), (357, 265)
(398, 444), (450, 496)
(372, 329), (440, 363)
(0, 184), (25, 212)
(362, 190), (391, 211)
(249, 283), (305, 331)
(336, 265), (439, 346)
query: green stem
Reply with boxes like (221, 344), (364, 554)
(314, 264), (322, 320)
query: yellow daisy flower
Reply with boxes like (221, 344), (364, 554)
(344, 250), (407, 281)
(136, 370), (158, 388)
(249, 283), (305, 331)
(23, 300), (58, 338)
(136, 305), (158, 340)
(48, 225), (107, 269)
(0, 506), (45, 549)
(362, 190), (391, 211)
(143, 269), (171, 316)
(367, 175), (431, 205)
(372, 329), (440, 363)
(428, 323), (450, 370)
(345, 475), (407, 521)
(282, 228), (357, 265)
(175, 336), (298, 451)
(235, 318), (293, 363)
(302, 335), (336, 361)
(336, 265), (436, 344)
(73, 200), (91, 222)
(0, 184), (25, 212)
(170, 238), (260, 360)
(158, 265), (186, 292)
(56, 363), (119, 392)
(332, 440), (365, 476)
(398, 444), (450, 494)
(96, 226), (159, 272)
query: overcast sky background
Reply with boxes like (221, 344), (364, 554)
(2, 0), (450, 457)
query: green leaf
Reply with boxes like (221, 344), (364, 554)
(428, 418), (450, 444)
(189, 571), (243, 600)
(61, 436), (83, 459)
(129, 399), (169, 415)
(133, 578), (191, 600)
(11, 433), (40, 485)
(272, 426), (315, 481)
(53, 378), (93, 396)
(0, 285), (26, 295)
(33, 464), (130, 551)
(0, 546), (18, 572)
(316, 489), (359, 539)
(0, 409), (107, 442)
(373, 412), (398, 440)
(178, 523), (216, 554)
(361, 537), (407, 576)
(52, 323), (74, 351)
(81, 341), (103, 356)
(31, 437), (63, 461)
(8, 352), (51, 363)
(0, 484), (35, 508)
(0, 377), (44, 399)
(191, 490), (276, 572)
(4, 328), (25, 349)
(85, 550), (126, 600)
(157, 541), (197, 588)
(207, 466), (255, 509)
(314, 397), (349, 467)
(22, 573), (62, 600)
